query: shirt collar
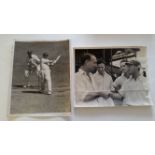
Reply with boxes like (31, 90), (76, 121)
(78, 68), (93, 77)
(129, 74), (143, 81)
(96, 71), (106, 77)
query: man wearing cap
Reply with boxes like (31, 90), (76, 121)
(112, 60), (129, 92)
(111, 60), (130, 105)
(24, 50), (40, 88)
(111, 60), (150, 106)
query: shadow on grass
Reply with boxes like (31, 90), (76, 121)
(13, 85), (39, 89)
(22, 90), (42, 94)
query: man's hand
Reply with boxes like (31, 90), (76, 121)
(109, 92), (124, 100)
(98, 91), (110, 99)
(83, 92), (99, 102)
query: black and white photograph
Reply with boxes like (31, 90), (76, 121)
(74, 46), (152, 107)
(10, 40), (71, 116)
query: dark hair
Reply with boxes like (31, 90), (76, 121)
(81, 53), (94, 65)
(130, 60), (141, 67)
(27, 50), (32, 55)
(97, 59), (106, 65)
(43, 52), (48, 58)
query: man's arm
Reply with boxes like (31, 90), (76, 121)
(96, 76), (113, 99)
(83, 92), (99, 102)
(29, 55), (40, 68)
(30, 59), (38, 68)
(110, 83), (125, 100)
(97, 91), (110, 99)
(112, 77), (122, 92)
(110, 92), (124, 100)
(50, 55), (61, 66)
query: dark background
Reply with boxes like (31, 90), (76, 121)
(75, 48), (140, 81)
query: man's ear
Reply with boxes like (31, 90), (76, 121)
(85, 60), (89, 65)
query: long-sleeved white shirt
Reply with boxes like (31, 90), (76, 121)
(75, 69), (114, 107)
(112, 73), (127, 91)
(75, 69), (96, 102)
(93, 71), (114, 106)
(119, 75), (151, 106)
(93, 71), (113, 91)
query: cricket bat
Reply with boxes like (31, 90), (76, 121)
(51, 55), (61, 66)
(53, 55), (61, 64)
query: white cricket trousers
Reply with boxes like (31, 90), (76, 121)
(40, 69), (52, 92)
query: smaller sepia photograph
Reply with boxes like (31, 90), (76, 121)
(74, 46), (152, 107)
(9, 40), (71, 116)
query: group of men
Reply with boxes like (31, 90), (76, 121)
(76, 53), (150, 106)
(24, 50), (60, 95)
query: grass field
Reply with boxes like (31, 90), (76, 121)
(11, 87), (70, 114)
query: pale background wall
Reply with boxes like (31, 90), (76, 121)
(0, 34), (154, 120)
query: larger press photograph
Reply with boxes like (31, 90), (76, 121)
(74, 46), (152, 107)
(10, 40), (71, 116)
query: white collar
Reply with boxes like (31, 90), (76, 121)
(96, 71), (107, 77)
(78, 68), (93, 77)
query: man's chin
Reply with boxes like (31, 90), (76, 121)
(91, 70), (97, 74)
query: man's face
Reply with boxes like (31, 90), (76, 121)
(120, 62), (128, 73)
(86, 55), (97, 73)
(128, 65), (137, 75)
(97, 63), (105, 75)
